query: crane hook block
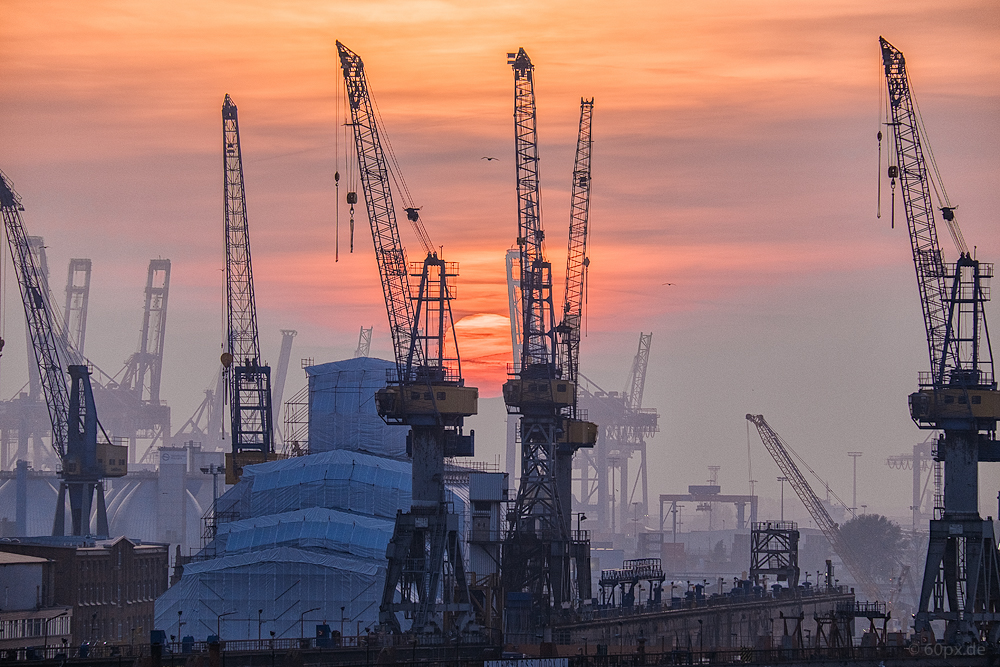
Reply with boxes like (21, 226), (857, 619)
(220, 352), (234, 368)
(887, 165), (898, 179)
(347, 192), (358, 205)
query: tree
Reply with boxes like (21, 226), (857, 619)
(839, 514), (905, 582)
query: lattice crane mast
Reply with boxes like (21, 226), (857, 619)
(338, 41), (478, 639)
(558, 98), (593, 387)
(880, 37), (1000, 644)
(501, 49), (596, 629)
(746, 415), (882, 601)
(222, 95), (274, 482)
(0, 171), (126, 536)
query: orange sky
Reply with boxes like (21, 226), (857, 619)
(1, 0), (998, 515)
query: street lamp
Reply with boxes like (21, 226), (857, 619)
(300, 607), (320, 639)
(777, 477), (788, 521)
(847, 452), (862, 515)
(576, 512), (587, 535)
(201, 463), (223, 536)
(43, 611), (68, 657)
(258, 609), (263, 644)
(216, 610), (235, 640)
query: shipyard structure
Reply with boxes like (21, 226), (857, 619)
(0, 34), (997, 666)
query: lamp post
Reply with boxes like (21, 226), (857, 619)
(300, 607), (320, 640)
(257, 609), (263, 645)
(847, 452), (862, 516)
(201, 464), (223, 536)
(216, 610), (235, 640)
(177, 610), (183, 642)
(777, 477), (788, 521)
(43, 611), (68, 658)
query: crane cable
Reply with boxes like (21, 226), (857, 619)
(911, 85), (967, 256)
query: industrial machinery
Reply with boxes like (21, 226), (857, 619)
(577, 333), (659, 535)
(880, 37), (1000, 644)
(338, 40), (478, 638)
(353, 326), (372, 358)
(746, 414), (882, 601)
(221, 95), (275, 482)
(501, 49), (597, 631)
(100, 259), (172, 463)
(270, 329), (297, 447)
(0, 170), (126, 536)
(63, 258), (92, 354)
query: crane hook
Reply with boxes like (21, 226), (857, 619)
(347, 191), (358, 253)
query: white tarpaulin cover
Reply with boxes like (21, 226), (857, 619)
(307, 357), (408, 458)
(155, 450), (411, 640)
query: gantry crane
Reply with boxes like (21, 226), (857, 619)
(221, 95), (275, 482)
(338, 41), (478, 638)
(0, 170), (126, 536)
(63, 258), (92, 354)
(880, 37), (1000, 644)
(746, 415), (883, 602)
(100, 259), (172, 463)
(501, 49), (597, 629)
(577, 333), (658, 533)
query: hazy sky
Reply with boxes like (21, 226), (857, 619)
(1, 0), (998, 523)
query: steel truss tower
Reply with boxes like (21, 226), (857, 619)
(501, 49), (595, 633)
(881, 37), (1000, 645)
(222, 95), (273, 477)
(338, 41), (478, 639)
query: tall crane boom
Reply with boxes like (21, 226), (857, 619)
(0, 172), (71, 462)
(336, 44), (422, 378)
(511, 49), (556, 373)
(880, 38), (988, 388)
(746, 415), (882, 602)
(559, 99), (593, 385)
(222, 95), (273, 473)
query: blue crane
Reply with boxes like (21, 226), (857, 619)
(0, 170), (126, 536)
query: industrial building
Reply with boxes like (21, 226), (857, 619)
(0, 537), (169, 648)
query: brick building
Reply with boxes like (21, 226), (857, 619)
(0, 536), (169, 646)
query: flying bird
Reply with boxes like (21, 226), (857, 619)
(662, 282), (676, 286)
(481, 156), (499, 161)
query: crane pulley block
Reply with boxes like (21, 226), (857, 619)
(502, 378), (576, 412)
(375, 384), (478, 423)
(908, 387), (1000, 429)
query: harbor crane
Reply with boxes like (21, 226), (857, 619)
(501, 48), (597, 630)
(0, 170), (126, 536)
(221, 95), (275, 482)
(338, 41), (478, 638)
(746, 415), (882, 602)
(880, 37), (1000, 644)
